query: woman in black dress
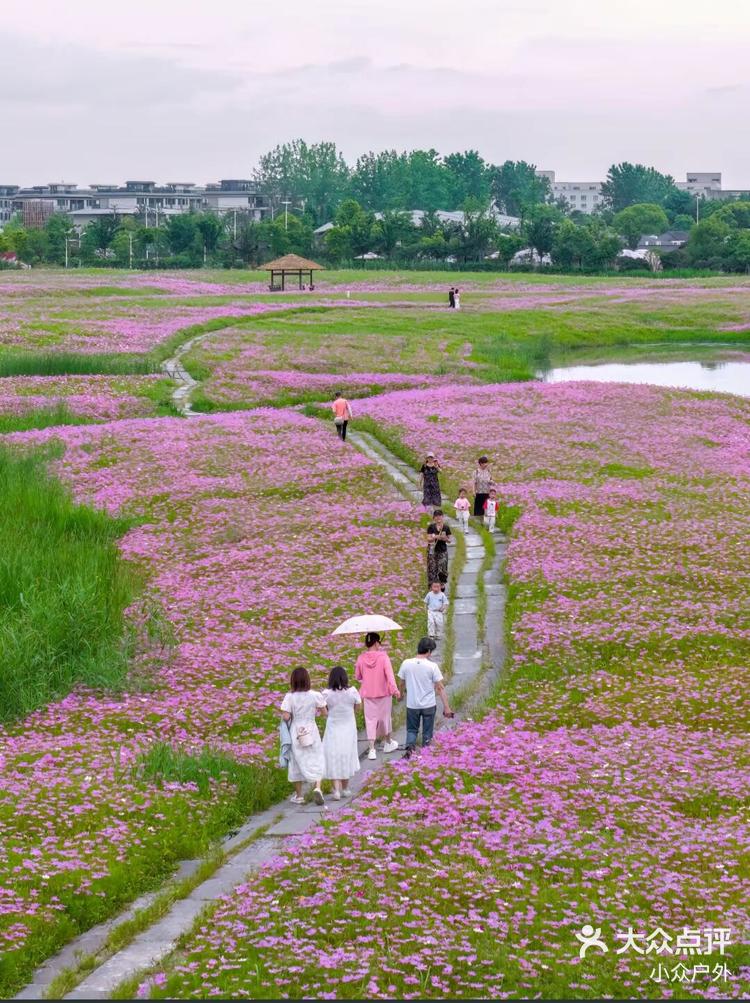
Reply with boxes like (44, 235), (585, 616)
(419, 452), (442, 510)
(426, 509), (451, 591)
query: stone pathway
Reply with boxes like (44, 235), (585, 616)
(16, 413), (505, 1000)
(161, 332), (212, 416)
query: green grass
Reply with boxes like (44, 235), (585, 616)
(182, 299), (750, 410)
(0, 352), (156, 377)
(0, 444), (141, 722)
(0, 404), (95, 434)
(140, 743), (288, 809)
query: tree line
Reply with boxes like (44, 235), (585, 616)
(2, 142), (750, 272)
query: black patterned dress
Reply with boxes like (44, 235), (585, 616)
(420, 463), (442, 508)
(426, 522), (451, 588)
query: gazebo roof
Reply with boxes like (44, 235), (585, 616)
(264, 254), (324, 271)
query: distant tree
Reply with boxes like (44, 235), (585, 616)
(233, 220), (264, 266)
(453, 201), (499, 262)
(552, 220), (593, 269)
(522, 204), (563, 264)
(613, 203), (669, 249)
(80, 213), (122, 262)
(492, 233), (525, 268)
(349, 150), (409, 210)
(404, 149), (452, 211)
(265, 214), (314, 258)
(663, 188), (696, 222)
(583, 220), (623, 270)
(164, 213), (200, 256)
(371, 210), (415, 259)
(195, 214), (224, 255)
(43, 213), (75, 266)
(724, 230), (750, 272)
(324, 199), (375, 261)
(687, 216), (731, 267)
(254, 140), (350, 224)
(715, 200), (750, 229)
(671, 214), (696, 231)
(601, 163), (676, 211)
(443, 150), (491, 207)
(490, 161), (550, 217)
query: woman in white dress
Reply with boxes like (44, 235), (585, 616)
(454, 287), (461, 310)
(322, 666), (361, 799)
(280, 666), (327, 805)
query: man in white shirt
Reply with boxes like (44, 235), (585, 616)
(398, 637), (454, 756)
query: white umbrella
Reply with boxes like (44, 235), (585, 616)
(332, 614), (403, 636)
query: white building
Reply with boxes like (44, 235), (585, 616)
(313, 207), (520, 243)
(0, 180), (268, 231)
(677, 172), (722, 197)
(536, 171), (603, 213)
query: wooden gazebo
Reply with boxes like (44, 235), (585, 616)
(264, 254), (324, 291)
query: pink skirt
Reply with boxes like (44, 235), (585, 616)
(363, 695), (393, 740)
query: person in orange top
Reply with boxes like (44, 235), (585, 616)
(331, 391), (353, 441)
(355, 632), (401, 759)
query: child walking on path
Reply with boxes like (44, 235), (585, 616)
(280, 667), (327, 805)
(454, 488), (470, 532)
(424, 581), (449, 639)
(483, 488), (499, 533)
(322, 666), (361, 800)
(398, 637), (453, 757)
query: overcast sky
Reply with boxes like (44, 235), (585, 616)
(3, 0), (750, 186)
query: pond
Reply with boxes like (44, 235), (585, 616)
(540, 351), (750, 398)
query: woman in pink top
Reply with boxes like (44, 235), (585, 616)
(354, 632), (400, 760)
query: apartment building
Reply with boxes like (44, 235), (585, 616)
(0, 179), (268, 229)
(536, 171), (603, 213)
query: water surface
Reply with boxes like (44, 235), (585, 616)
(541, 358), (750, 398)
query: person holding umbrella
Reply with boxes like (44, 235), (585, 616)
(355, 632), (400, 759)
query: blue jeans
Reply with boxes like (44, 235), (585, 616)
(406, 706), (436, 750)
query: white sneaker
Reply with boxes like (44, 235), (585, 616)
(290, 794), (305, 805)
(312, 788), (324, 806)
(332, 790), (341, 801)
(341, 787), (352, 797)
(367, 748), (377, 760)
(382, 739), (399, 753)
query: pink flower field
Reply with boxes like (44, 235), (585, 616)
(0, 410), (423, 990)
(140, 382), (750, 1000)
(0, 374), (171, 421)
(1, 268), (749, 999)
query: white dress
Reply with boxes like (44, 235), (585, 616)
(281, 690), (326, 782)
(322, 687), (362, 780)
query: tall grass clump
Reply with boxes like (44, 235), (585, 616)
(141, 743), (289, 815)
(0, 445), (140, 721)
(0, 404), (94, 434)
(0, 352), (156, 377)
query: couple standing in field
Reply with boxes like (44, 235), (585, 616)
(280, 633), (454, 805)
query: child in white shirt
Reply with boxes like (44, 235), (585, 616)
(483, 488), (499, 533)
(454, 488), (470, 531)
(424, 581), (449, 638)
